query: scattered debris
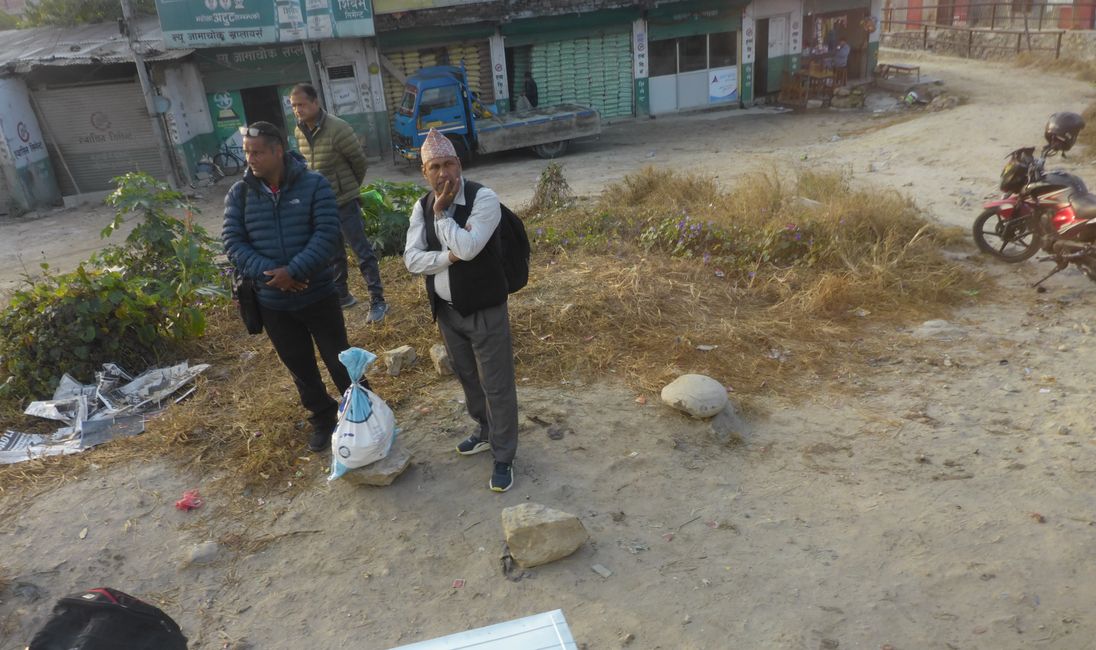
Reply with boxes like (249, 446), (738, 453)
(1, 362), (208, 465)
(175, 490), (204, 512)
(591, 563), (613, 578)
(382, 345), (417, 376)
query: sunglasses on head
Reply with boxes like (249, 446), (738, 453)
(238, 126), (280, 138)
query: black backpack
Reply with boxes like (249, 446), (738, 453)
(496, 200), (530, 293)
(28, 587), (188, 650)
(421, 182), (530, 293)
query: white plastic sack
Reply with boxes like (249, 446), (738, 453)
(328, 348), (397, 480)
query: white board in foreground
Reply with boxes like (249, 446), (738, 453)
(388, 609), (578, 650)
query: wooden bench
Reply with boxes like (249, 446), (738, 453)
(875, 63), (921, 83)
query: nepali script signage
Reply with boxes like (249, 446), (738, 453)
(156, 0), (374, 49)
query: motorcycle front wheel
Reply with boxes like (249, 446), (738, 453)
(972, 207), (1042, 263)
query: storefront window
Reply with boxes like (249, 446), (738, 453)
(709, 31), (737, 68)
(649, 38), (677, 77)
(679, 34), (707, 72)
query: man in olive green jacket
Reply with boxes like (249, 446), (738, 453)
(291, 83), (388, 322)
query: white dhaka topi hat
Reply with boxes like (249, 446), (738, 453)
(420, 128), (457, 163)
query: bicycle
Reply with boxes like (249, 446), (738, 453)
(212, 141), (245, 176)
(188, 155), (225, 189)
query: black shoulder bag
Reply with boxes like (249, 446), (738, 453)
(231, 185), (263, 335)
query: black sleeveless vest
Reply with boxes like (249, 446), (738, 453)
(422, 180), (508, 318)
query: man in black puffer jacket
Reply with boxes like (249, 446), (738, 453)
(223, 121), (360, 453)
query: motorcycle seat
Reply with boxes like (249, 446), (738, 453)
(1071, 192), (1096, 220)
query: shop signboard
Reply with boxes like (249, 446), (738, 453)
(633, 19), (650, 115)
(207, 90), (245, 151)
(156, 0), (374, 49)
(709, 67), (738, 103)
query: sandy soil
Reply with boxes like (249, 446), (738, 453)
(3, 50), (1096, 649)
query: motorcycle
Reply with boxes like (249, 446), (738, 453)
(972, 112), (1096, 288)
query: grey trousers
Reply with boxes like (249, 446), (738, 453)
(332, 198), (385, 304)
(436, 301), (518, 464)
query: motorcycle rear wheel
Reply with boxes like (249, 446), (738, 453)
(972, 207), (1042, 263)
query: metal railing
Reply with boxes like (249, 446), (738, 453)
(884, 0), (1094, 31)
(881, 1), (1092, 58)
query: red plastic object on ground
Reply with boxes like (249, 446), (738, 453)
(174, 489), (203, 511)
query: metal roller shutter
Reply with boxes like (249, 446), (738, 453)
(529, 33), (634, 120)
(33, 81), (167, 195)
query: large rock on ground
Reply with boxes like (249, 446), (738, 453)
(502, 503), (588, 568)
(383, 345), (417, 376)
(341, 440), (412, 486)
(429, 343), (453, 375)
(661, 374), (728, 418)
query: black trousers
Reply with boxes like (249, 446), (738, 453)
(259, 292), (355, 430)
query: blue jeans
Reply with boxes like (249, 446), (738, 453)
(332, 198), (384, 304)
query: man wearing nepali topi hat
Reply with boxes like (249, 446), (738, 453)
(404, 129), (519, 493)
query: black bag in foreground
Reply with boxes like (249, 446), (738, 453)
(232, 269), (263, 335)
(27, 587), (188, 650)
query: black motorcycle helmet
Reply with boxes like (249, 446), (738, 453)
(1045, 112), (1085, 152)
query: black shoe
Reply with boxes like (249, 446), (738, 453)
(489, 461), (514, 493)
(340, 294), (358, 309)
(456, 435), (490, 456)
(308, 427), (332, 453)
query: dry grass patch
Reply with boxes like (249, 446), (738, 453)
(1014, 52), (1096, 83)
(0, 167), (984, 498)
(1081, 101), (1096, 156)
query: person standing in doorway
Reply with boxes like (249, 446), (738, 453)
(522, 71), (539, 108)
(833, 37), (851, 69)
(223, 121), (361, 453)
(403, 129), (519, 493)
(290, 83), (389, 322)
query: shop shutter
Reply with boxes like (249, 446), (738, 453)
(33, 82), (166, 195)
(529, 32), (634, 120)
(381, 40), (492, 128)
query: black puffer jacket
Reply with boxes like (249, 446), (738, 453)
(222, 151), (341, 310)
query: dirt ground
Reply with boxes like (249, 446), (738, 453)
(3, 50), (1096, 649)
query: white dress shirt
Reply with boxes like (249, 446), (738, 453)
(403, 178), (502, 302)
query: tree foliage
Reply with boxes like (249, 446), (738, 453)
(20, 0), (156, 28)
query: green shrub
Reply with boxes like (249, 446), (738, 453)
(0, 173), (226, 400)
(359, 180), (424, 257)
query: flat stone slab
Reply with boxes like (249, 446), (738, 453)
(341, 441), (412, 487)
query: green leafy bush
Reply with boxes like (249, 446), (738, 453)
(359, 180), (424, 256)
(0, 173), (226, 400)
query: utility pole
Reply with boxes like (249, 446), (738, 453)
(120, 0), (180, 188)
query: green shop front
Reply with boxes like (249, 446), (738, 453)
(193, 44), (319, 159)
(152, 0), (382, 174)
(646, 0), (748, 115)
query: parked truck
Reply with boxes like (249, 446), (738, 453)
(391, 64), (601, 163)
